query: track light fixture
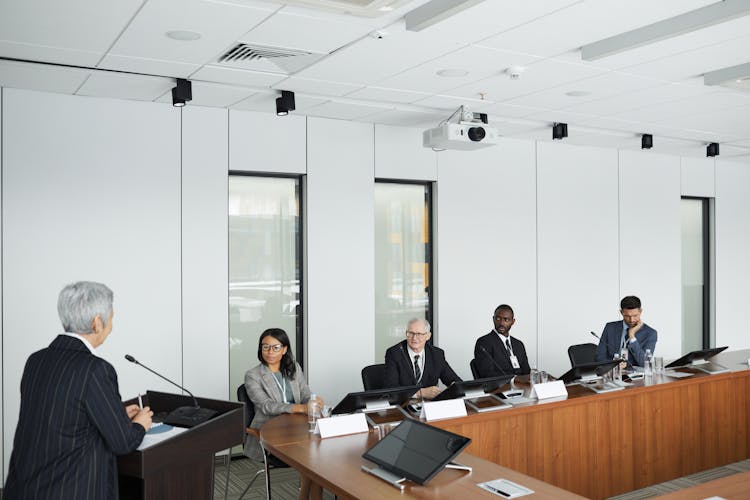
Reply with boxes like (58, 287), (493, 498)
(171, 79), (192, 107)
(552, 122), (568, 140)
(706, 142), (720, 157)
(641, 134), (653, 149)
(276, 90), (296, 116)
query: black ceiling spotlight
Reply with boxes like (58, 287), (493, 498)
(641, 134), (653, 149)
(171, 79), (192, 107)
(552, 122), (568, 140)
(276, 90), (296, 116)
(706, 142), (720, 157)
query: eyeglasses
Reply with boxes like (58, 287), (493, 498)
(406, 331), (429, 338)
(261, 344), (284, 353)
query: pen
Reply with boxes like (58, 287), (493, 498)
(485, 484), (510, 497)
(138, 394), (143, 409)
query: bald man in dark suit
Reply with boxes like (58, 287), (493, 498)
(4, 281), (152, 499)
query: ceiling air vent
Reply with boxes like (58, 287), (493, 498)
(217, 43), (324, 74)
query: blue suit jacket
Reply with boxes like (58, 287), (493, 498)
(595, 321), (658, 367)
(383, 340), (462, 390)
(5, 335), (145, 499)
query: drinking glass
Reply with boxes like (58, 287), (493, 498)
(539, 371), (549, 383)
(653, 356), (664, 375)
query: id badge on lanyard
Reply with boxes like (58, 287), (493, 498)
(509, 355), (521, 369)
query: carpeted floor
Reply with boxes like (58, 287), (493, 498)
(212, 456), (750, 500)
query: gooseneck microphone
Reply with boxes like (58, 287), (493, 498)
(125, 354), (216, 427)
(479, 345), (510, 376)
(590, 331), (601, 340)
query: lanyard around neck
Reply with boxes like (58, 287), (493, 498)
(271, 372), (288, 403)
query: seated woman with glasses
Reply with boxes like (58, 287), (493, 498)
(245, 328), (324, 499)
(383, 318), (462, 400)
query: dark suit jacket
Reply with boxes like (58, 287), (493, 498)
(383, 340), (461, 390)
(474, 331), (531, 377)
(5, 335), (146, 499)
(595, 320), (658, 367)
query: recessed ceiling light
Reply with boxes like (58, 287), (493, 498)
(437, 69), (468, 78)
(566, 90), (592, 97)
(379, 6), (394, 11)
(166, 30), (202, 41)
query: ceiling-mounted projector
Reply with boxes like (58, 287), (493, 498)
(423, 106), (500, 150)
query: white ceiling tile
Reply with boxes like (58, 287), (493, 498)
(412, 94), (493, 113)
(613, 89), (750, 124)
(345, 86), (430, 104)
(726, 139), (750, 148)
(0, 60), (90, 94)
(76, 72), (173, 101)
(524, 109), (598, 125)
(108, 0), (275, 64)
(377, 45), (540, 93)
(189, 65), (287, 88)
(571, 82), (708, 116)
(356, 109), (445, 127)
(154, 81), (254, 107)
(238, 10), (373, 54)
(295, 20), (466, 84)
(272, 76), (362, 96)
(99, 54), (200, 78)
(304, 100), (390, 120)
(481, 102), (545, 119)
(0, 0), (143, 64)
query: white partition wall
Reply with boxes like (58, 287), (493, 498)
(1, 87), (4, 484)
(182, 106), (229, 400)
(537, 142), (619, 377)
(1, 89), (183, 476)
(374, 124), (437, 181)
(229, 110), (306, 174)
(681, 157), (715, 198)
(436, 139), (537, 379)
(618, 150), (681, 360)
(306, 117), (375, 403)
(715, 160), (750, 350)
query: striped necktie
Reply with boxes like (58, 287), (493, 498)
(413, 354), (421, 382)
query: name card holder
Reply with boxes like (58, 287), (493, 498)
(315, 413), (369, 438)
(420, 398), (467, 421)
(529, 380), (568, 400)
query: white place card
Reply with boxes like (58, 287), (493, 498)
(315, 413), (368, 438)
(529, 380), (568, 400)
(420, 398), (467, 421)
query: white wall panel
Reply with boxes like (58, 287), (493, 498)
(306, 118), (374, 403)
(619, 150), (681, 360)
(681, 157), (715, 197)
(715, 160), (750, 350)
(374, 124), (437, 181)
(182, 106), (229, 400)
(229, 110), (306, 174)
(2, 89), (182, 476)
(537, 142), (619, 377)
(0, 87), (4, 484)
(436, 139), (537, 380)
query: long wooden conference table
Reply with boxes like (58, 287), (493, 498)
(261, 349), (750, 500)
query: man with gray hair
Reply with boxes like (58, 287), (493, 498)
(5, 281), (152, 499)
(383, 318), (462, 399)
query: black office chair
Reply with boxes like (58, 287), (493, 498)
(567, 343), (598, 367)
(234, 384), (289, 500)
(470, 359), (480, 379)
(361, 363), (387, 390)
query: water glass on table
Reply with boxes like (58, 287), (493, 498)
(307, 394), (320, 432)
(653, 356), (664, 375)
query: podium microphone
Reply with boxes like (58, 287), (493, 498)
(125, 354), (216, 427)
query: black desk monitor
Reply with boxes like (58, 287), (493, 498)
(332, 385), (419, 415)
(362, 418), (471, 485)
(558, 359), (620, 384)
(432, 375), (514, 402)
(665, 346), (729, 369)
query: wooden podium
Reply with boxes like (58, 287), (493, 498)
(118, 391), (244, 500)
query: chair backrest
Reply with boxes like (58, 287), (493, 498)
(469, 359), (480, 379)
(568, 343), (598, 367)
(237, 383), (255, 428)
(361, 364), (387, 391)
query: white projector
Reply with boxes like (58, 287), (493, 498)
(423, 122), (500, 150)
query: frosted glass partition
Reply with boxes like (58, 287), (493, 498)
(229, 176), (302, 392)
(681, 198), (706, 353)
(374, 182), (431, 361)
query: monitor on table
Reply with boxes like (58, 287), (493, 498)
(331, 385), (419, 415)
(432, 375), (514, 401)
(558, 359), (620, 384)
(664, 346), (728, 369)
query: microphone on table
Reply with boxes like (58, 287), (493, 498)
(125, 354), (216, 427)
(590, 331), (601, 340)
(478, 346), (521, 398)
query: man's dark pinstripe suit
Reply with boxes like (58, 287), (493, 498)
(4, 334), (146, 499)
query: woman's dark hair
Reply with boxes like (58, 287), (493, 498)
(257, 328), (297, 380)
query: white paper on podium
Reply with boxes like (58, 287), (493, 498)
(529, 380), (567, 400)
(315, 413), (368, 438)
(137, 425), (188, 450)
(420, 399), (467, 421)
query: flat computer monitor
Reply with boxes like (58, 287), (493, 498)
(665, 346), (728, 369)
(558, 359), (620, 384)
(362, 418), (471, 485)
(432, 375), (514, 402)
(331, 385), (419, 415)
